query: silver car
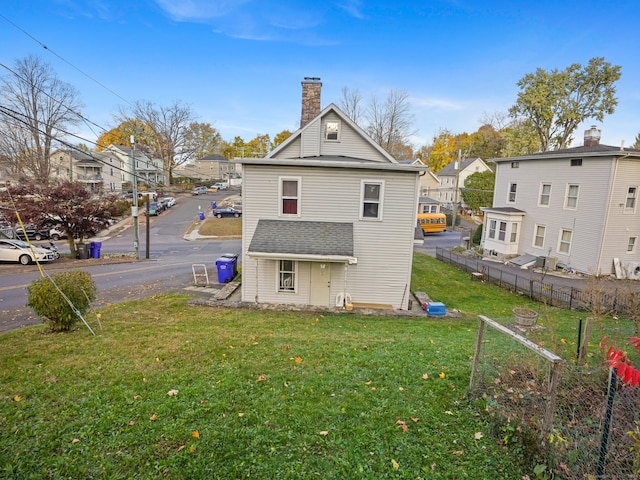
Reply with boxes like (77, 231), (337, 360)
(0, 239), (57, 265)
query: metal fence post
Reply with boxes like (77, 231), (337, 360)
(596, 368), (617, 477)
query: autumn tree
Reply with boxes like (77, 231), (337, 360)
(95, 120), (153, 152)
(4, 180), (119, 256)
(117, 100), (197, 184)
(183, 122), (222, 159)
(509, 57), (621, 151)
(245, 134), (272, 157)
(460, 170), (495, 213)
(423, 130), (457, 173)
(0, 55), (83, 182)
(273, 130), (292, 148)
(633, 132), (640, 149)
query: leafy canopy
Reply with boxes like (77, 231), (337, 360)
(509, 57), (621, 151)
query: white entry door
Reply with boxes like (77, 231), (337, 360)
(309, 263), (331, 306)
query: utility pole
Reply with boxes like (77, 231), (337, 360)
(451, 150), (461, 232)
(131, 136), (140, 259)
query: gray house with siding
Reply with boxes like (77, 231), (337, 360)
(481, 127), (640, 277)
(233, 78), (425, 309)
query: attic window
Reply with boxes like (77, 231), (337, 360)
(570, 159), (582, 166)
(325, 121), (340, 141)
(511, 162), (519, 168)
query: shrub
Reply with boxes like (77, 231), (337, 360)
(27, 270), (97, 332)
(473, 223), (483, 245)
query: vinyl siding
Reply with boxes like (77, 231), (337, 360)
(494, 156), (620, 274)
(241, 164), (418, 308)
(279, 112), (391, 162)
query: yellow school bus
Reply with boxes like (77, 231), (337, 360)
(417, 213), (447, 234)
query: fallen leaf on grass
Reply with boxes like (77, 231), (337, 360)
(392, 459), (399, 470)
(452, 450), (464, 455)
(13, 395), (21, 402)
(167, 389), (179, 397)
(396, 418), (408, 432)
(256, 375), (267, 382)
(474, 432), (483, 440)
(422, 373), (429, 380)
(411, 417), (419, 423)
(294, 357), (303, 363)
(192, 431), (199, 438)
(439, 372), (446, 379)
(71, 438), (80, 444)
(177, 445), (185, 452)
(128, 421), (135, 426)
(319, 431), (329, 436)
(150, 414), (158, 421)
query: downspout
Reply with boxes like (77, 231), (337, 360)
(597, 154), (628, 274)
(254, 259), (259, 304)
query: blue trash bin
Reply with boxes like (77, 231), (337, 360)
(220, 253), (238, 277)
(92, 241), (102, 258)
(216, 257), (235, 283)
(198, 211), (205, 221)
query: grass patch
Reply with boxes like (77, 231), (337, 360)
(0, 254), (634, 479)
(198, 217), (242, 237)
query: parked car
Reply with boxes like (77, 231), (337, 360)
(14, 227), (49, 241)
(211, 182), (229, 190)
(145, 201), (161, 216)
(191, 186), (208, 195)
(213, 207), (242, 218)
(48, 226), (68, 240)
(0, 239), (57, 265)
(161, 197), (176, 208)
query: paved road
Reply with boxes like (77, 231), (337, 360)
(0, 191), (241, 333)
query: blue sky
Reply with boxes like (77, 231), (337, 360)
(2, 0), (639, 151)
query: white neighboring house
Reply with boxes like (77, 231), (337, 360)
(436, 157), (492, 209)
(233, 78), (425, 309)
(104, 144), (165, 188)
(481, 127), (640, 277)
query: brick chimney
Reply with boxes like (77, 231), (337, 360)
(584, 125), (601, 147)
(300, 77), (322, 128)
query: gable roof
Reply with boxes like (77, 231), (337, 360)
(266, 103), (398, 164)
(197, 154), (228, 162)
(437, 157), (487, 176)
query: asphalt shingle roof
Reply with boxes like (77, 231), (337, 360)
(248, 219), (354, 257)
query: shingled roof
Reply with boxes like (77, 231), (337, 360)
(248, 219), (356, 262)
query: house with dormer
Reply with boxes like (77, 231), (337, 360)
(233, 78), (425, 309)
(481, 127), (640, 277)
(436, 157), (492, 209)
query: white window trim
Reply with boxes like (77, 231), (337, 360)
(510, 223), (518, 243)
(488, 219), (496, 239)
(533, 224), (546, 248)
(557, 228), (573, 255)
(325, 120), (340, 141)
(507, 183), (517, 203)
(627, 236), (637, 254)
(564, 184), (579, 210)
(279, 176), (301, 217)
(538, 183), (551, 207)
(277, 259), (297, 293)
(360, 180), (384, 221)
(624, 186), (637, 212)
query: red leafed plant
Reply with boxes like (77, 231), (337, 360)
(600, 337), (640, 387)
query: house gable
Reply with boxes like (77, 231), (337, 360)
(270, 104), (397, 164)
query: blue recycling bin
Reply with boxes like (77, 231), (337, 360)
(216, 257), (236, 283)
(220, 253), (238, 277)
(89, 241), (102, 259)
(198, 211), (205, 221)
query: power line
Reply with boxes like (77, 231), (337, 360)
(0, 13), (132, 107)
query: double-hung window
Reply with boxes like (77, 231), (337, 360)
(361, 181), (384, 220)
(565, 184), (579, 209)
(280, 177), (301, 216)
(508, 183), (517, 203)
(488, 220), (496, 239)
(498, 221), (507, 241)
(539, 184), (551, 206)
(510, 223), (518, 243)
(558, 229), (573, 254)
(533, 225), (546, 248)
(278, 260), (296, 292)
(626, 186), (637, 210)
(628, 237), (637, 253)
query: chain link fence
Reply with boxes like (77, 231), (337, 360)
(469, 315), (640, 479)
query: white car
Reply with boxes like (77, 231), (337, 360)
(48, 227), (68, 240)
(161, 197), (176, 208)
(0, 239), (57, 265)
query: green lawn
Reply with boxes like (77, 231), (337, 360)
(0, 253), (634, 479)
